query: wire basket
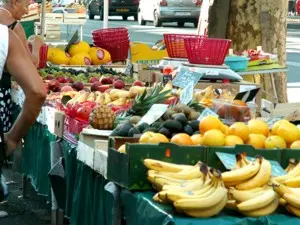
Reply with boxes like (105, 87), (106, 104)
(184, 37), (232, 65)
(163, 34), (202, 58)
(38, 44), (48, 69)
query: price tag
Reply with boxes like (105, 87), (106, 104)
(216, 152), (286, 176)
(137, 104), (169, 126)
(172, 67), (203, 89)
(180, 82), (194, 105)
(197, 108), (219, 121)
(205, 70), (219, 76)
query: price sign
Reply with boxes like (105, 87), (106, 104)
(172, 67), (203, 89)
(137, 104), (169, 126)
(180, 82), (194, 105)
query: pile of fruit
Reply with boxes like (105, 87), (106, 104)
(47, 41), (111, 66)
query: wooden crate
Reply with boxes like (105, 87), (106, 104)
(63, 13), (86, 24)
(45, 13), (63, 24)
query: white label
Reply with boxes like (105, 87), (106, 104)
(180, 81), (194, 105)
(138, 104), (169, 126)
(197, 108), (219, 121)
(205, 70), (219, 76)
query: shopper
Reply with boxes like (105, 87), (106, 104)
(0, 24), (46, 217)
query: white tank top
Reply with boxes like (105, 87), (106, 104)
(0, 24), (9, 80)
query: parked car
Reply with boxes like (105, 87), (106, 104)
(88, 0), (140, 20)
(138, 0), (201, 27)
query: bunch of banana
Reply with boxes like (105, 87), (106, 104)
(285, 159), (298, 173)
(273, 161), (300, 188)
(272, 179), (300, 216)
(222, 153), (271, 190)
(226, 186), (279, 217)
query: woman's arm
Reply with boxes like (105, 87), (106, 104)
(5, 29), (46, 155)
(13, 23), (41, 68)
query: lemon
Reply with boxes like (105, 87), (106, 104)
(47, 48), (61, 61)
(50, 50), (70, 65)
(68, 41), (91, 56)
(69, 52), (91, 66)
(265, 135), (287, 149)
(89, 47), (111, 65)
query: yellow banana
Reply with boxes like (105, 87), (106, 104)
(224, 180), (243, 188)
(285, 159), (298, 173)
(226, 200), (238, 210)
(274, 162), (300, 183)
(162, 178), (205, 191)
(236, 157), (271, 190)
(279, 198), (287, 206)
(284, 177), (300, 188)
(153, 193), (163, 203)
(286, 204), (300, 217)
(271, 179), (294, 197)
(182, 195), (227, 218)
(283, 192), (300, 208)
(229, 187), (268, 203)
(240, 197), (279, 217)
(237, 189), (276, 212)
(152, 166), (204, 180)
(143, 159), (193, 173)
(222, 158), (260, 183)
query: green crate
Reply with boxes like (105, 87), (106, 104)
(207, 145), (282, 171)
(20, 20), (35, 38)
(107, 142), (207, 190)
(281, 149), (300, 168)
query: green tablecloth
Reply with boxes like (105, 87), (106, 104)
(121, 191), (300, 225)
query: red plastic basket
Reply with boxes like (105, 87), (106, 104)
(38, 44), (48, 69)
(93, 34), (129, 43)
(94, 40), (130, 62)
(163, 34), (203, 58)
(184, 37), (231, 65)
(92, 27), (128, 38)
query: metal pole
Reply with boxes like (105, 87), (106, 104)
(103, 0), (109, 28)
(40, 0), (46, 37)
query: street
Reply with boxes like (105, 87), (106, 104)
(61, 16), (300, 102)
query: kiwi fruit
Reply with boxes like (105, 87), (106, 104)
(188, 110), (200, 121)
(130, 116), (142, 124)
(173, 103), (193, 117)
(162, 108), (177, 121)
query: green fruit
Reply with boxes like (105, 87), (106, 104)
(128, 127), (141, 137)
(159, 127), (172, 138)
(143, 127), (158, 133)
(151, 121), (162, 129)
(137, 122), (150, 133)
(130, 116), (142, 124)
(163, 120), (183, 132)
(172, 113), (187, 125)
(189, 120), (200, 132)
(118, 123), (134, 137)
(183, 125), (194, 136)
(111, 128), (121, 136)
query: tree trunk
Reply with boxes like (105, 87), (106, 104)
(225, 0), (288, 103)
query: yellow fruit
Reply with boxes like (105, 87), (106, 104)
(228, 122), (250, 142)
(265, 135), (287, 149)
(139, 132), (169, 144)
(191, 134), (204, 145)
(224, 135), (244, 146)
(118, 144), (126, 153)
(248, 119), (269, 137)
(203, 129), (225, 146)
(171, 133), (193, 145)
(221, 124), (229, 135)
(297, 127), (300, 139)
(271, 120), (290, 135)
(50, 50), (70, 65)
(290, 140), (300, 149)
(47, 48), (61, 61)
(199, 115), (223, 134)
(70, 52), (92, 66)
(68, 41), (91, 56)
(246, 134), (266, 149)
(276, 122), (299, 144)
(89, 47), (111, 65)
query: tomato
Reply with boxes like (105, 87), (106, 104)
(76, 106), (93, 122)
(163, 65), (174, 75)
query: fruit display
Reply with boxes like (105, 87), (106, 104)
(47, 42), (111, 66)
(89, 105), (116, 130)
(144, 159), (228, 218)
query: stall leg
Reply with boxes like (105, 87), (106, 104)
(270, 73), (278, 104)
(21, 175), (28, 199)
(57, 209), (64, 224)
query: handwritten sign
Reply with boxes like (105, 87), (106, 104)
(180, 82), (194, 105)
(172, 67), (203, 89)
(138, 104), (169, 126)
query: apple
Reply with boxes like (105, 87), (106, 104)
(113, 79), (125, 89)
(90, 81), (102, 92)
(133, 80), (144, 87)
(106, 76), (114, 84)
(65, 77), (74, 83)
(57, 76), (66, 83)
(89, 77), (99, 84)
(71, 82), (84, 91)
(98, 85), (111, 93)
(45, 75), (54, 80)
(61, 85), (74, 92)
(48, 79), (60, 92)
(100, 77), (109, 84)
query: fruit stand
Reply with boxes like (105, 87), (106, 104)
(12, 23), (300, 225)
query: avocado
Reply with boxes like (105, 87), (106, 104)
(110, 128), (121, 136)
(128, 127), (141, 137)
(159, 127), (172, 138)
(189, 120), (200, 132)
(118, 123), (134, 137)
(137, 122), (150, 133)
(193, 131), (200, 135)
(163, 120), (183, 132)
(151, 121), (162, 129)
(172, 113), (188, 125)
(143, 127), (158, 133)
(184, 125), (194, 136)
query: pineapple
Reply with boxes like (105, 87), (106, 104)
(89, 105), (116, 130)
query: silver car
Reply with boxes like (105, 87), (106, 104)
(138, 0), (201, 27)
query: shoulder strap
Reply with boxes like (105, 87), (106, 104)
(0, 25), (9, 80)
(8, 21), (17, 30)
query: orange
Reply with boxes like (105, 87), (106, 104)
(248, 119), (269, 137)
(290, 140), (300, 149)
(276, 122), (299, 144)
(265, 135), (287, 149)
(68, 41), (91, 56)
(271, 120), (290, 135)
(199, 115), (223, 134)
(228, 122), (250, 142)
(47, 47), (61, 61)
(139, 132), (169, 144)
(246, 134), (266, 149)
(224, 135), (244, 146)
(191, 134), (204, 145)
(70, 52), (92, 66)
(221, 124), (229, 135)
(171, 133), (193, 146)
(50, 50), (70, 65)
(89, 47), (111, 65)
(203, 129), (225, 146)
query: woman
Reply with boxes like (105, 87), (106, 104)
(0, 24), (46, 216)
(0, 0), (43, 132)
